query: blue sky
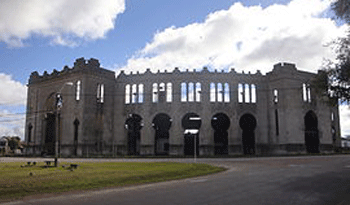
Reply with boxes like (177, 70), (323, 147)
(0, 0), (349, 139)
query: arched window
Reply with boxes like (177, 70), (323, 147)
(331, 112), (335, 122)
(167, 83), (172, 102)
(303, 83), (311, 102)
(97, 84), (104, 103)
(244, 84), (250, 103)
(132, 84), (137, 103)
(251, 84), (256, 103)
(195, 83), (201, 102)
(238, 84), (243, 103)
(159, 83), (165, 92)
(125, 84), (130, 104)
(217, 83), (223, 102)
(76, 80), (81, 101)
(273, 89), (278, 103)
(27, 124), (33, 143)
(181, 82), (187, 102)
(138, 84), (144, 103)
(224, 83), (230, 103)
(210, 83), (216, 102)
(188, 82), (194, 102)
(152, 83), (158, 103)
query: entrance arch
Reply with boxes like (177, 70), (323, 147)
(125, 114), (143, 155)
(182, 113), (201, 156)
(239, 113), (257, 155)
(152, 113), (172, 155)
(43, 93), (58, 156)
(304, 111), (319, 153)
(44, 113), (56, 155)
(211, 113), (230, 155)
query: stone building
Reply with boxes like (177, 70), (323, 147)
(25, 58), (341, 156)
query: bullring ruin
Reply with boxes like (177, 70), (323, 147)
(25, 58), (341, 156)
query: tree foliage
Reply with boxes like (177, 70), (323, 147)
(332, 0), (350, 22)
(314, 0), (350, 104)
(7, 136), (21, 151)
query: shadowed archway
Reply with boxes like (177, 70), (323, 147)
(304, 111), (319, 153)
(240, 113), (257, 155)
(152, 113), (172, 155)
(125, 114), (143, 155)
(182, 113), (201, 156)
(43, 93), (58, 156)
(212, 113), (230, 155)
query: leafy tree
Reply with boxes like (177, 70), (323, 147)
(314, 0), (350, 104)
(332, 0), (350, 22)
(7, 137), (21, 151)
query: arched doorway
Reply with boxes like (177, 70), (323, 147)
(43, 93), (57, 156)
(211, 113), (230, 155)
(125, 114), (143, 155)
(239, 114), (257, 155)
(73, 119), (80, 156)
(182, 113), (201, 156)
(304, 111), (319, 153)
(44, 113), (56, 155)
(152, 113), (172, 155)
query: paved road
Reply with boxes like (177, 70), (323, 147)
(2, 155), (350, 205)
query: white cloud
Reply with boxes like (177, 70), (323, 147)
(118, 0), (346, 74)
(0, 0), (125, 47)
(0, 74), (26, 139)
(0, 73), (27, 106)
(0, 110), (25, 139)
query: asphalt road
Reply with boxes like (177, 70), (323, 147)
(2, 155), (350, 205)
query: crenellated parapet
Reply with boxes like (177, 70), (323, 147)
(117, 65), (263, 84)
(29, 57), (115, 84)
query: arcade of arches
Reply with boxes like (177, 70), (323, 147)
(124, 111), (322, 155)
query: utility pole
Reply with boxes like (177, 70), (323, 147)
(54, 82), (73, 167)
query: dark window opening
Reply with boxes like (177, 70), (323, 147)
(27, 124), (33, 143)
(74, 119), (80, 155)
(275, 109), (279, 136)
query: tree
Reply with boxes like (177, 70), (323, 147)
(7, 136), (21, 152)
(332, 0), (350, 22)
(314, 0), (350, 104)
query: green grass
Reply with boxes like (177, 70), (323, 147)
(0, 162), (225, 202)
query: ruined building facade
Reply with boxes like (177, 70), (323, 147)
(25, 58), (341, 156)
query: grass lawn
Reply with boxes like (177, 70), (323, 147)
(0, 161), (225, 202)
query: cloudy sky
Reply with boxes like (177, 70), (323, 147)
(0, 0), (349, 139)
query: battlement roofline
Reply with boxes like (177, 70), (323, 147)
(28, 57), (115, 85)
(116, 62), (312, 79)
(117, 66), (263, 79)
(266, 62), (317, 79)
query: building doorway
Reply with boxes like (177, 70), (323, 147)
(239, 113), (257, 155)
(182, 113), (201, 156)
(212, 113), (230, 155)
(304, 111), (319, 153)
(152, 113), (172, 155)
(125, 114), (143, 155)
(44, 113), (56, 155)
